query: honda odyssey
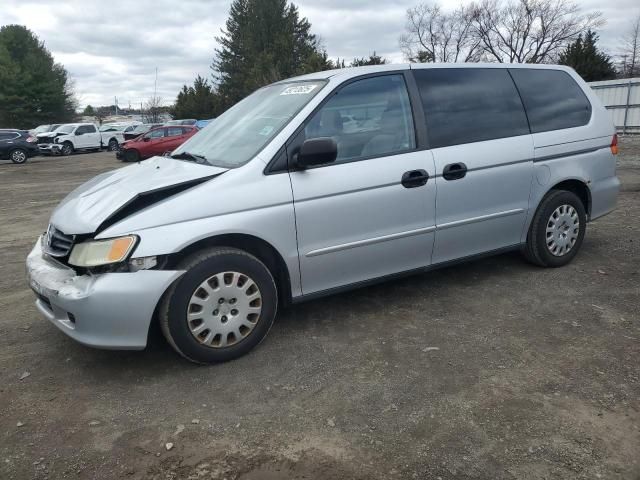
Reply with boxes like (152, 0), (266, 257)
(26, 64), (620, 364)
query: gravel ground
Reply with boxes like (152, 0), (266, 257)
(0, 139), (638, 480)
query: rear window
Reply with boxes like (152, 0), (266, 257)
(413, 68), (529, 149)
(509, 69), (591, 133)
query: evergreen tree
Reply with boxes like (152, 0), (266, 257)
(172, 75), (220, 119)
(82, 105), (95, 116)
(350, 51), (388, 67)
(0, 25), (76, 128)
(559, 30), (616, 82)
(212, 0), (331, 109)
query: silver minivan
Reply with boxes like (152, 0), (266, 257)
(26, 64), (620, 363)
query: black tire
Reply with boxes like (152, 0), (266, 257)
(108, 138), (118, 151)
(123, 149), (139, 162)
(60, 142), (73, 156)
(9, 148), (28, 164)
(159, 247), (278, 364)
(523, 190), (587, 267)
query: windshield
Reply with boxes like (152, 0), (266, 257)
(173, 80), (326, 167)
(56, 125), (75, 134)
(32, 125), (49, 134)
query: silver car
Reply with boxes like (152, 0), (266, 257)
(26, 64), (620, 363)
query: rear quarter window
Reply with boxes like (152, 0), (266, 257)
(509, 69), (592, 133)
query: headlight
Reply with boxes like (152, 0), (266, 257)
(69, 236), (137, 267)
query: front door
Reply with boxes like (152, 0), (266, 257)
(289, 73), (437, 295)
(412, 67), (535, 264)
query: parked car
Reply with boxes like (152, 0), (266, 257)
(99, 122), (141, 151)
(195, 119), (214, 129)
(37, 123), (102, 156)
(166, 119), (197, 126)
(31, 124), (62, 136)
(116, 125), (197, 162)
(123, 123), (163, 141)
(0, 129), (38, 164)
(26, 64), (620, 364)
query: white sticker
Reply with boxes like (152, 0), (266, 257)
(280, 84), (317, 95)
(259, 125), (274, 136)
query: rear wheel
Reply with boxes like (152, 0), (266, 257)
(523, 190), (586, 267)
(160, 247), (278, 364)
(9, 148), (28, 164)
(123, 149), (140, 162)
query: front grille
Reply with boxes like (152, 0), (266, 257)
(37, 136), (53, 145)
(43, 225), (75, 257)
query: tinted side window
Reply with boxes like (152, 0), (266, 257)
(0, 132), (18, 140)
(167, 127), (183, 137)
(75, 126), (87, 135)
(85, 125), (96, 133)
(414, 68), (530, 149)
(303, 74), (416, 163)
(509, 69), (591, 133)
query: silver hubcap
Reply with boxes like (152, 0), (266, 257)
(12, 151), (26, 162)
(109, 141), (117, 151)
(187, 271), (262, 348)
(546, 204), (580, 256)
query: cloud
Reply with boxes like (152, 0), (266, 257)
(2, 0), (636, 109)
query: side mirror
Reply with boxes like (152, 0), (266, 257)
(75, 131), (83, 136)
(295, 137), (337, 169)
(143, 137), (150, 142)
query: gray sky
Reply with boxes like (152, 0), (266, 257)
(2, 0), (638, 108)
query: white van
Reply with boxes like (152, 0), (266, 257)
(26, 64), (620, 363)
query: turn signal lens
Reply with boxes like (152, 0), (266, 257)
(610, 134), (618, 155)
(69, 236), (137, 267)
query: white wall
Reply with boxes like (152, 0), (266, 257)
(589, 78), (640, 133)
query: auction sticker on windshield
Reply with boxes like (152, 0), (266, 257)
(280, 85), (317, 95)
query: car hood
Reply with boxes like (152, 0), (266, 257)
(50, 156), (227, 234)
(37, 131), (66, 139)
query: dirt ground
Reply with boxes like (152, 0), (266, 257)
(0, 139), (638, 480)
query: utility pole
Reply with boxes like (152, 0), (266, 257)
(153, 67), (158, 122)
(114, 96), (118, 116)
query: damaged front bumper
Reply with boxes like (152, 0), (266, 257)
(26, 237), (184, 350)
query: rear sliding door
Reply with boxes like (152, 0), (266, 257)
(412, 67), (534, 264)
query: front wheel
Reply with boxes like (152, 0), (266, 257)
(108, 138), (118, 151)
(523, 190), (587, 267)
(160, 247), (278, 364)
(60, 142), (73, 156)
(10, 148), (28, 164)
(123, 149), (139, 162)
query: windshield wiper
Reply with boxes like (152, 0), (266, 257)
(170, 151), (209, 164)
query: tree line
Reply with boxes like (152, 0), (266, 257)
(173, 0), (639, 119)
(1, 0), (639, 127)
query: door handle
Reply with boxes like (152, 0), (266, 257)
(442, 162), (467, 181)
(401, 169), (429, 188)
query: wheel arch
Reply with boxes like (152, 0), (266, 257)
(545, 178), (592, 219)
(165, 233), (293, 307)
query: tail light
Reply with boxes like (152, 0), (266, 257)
(26, 136), (37, 143)
(610, 134), (618, 155)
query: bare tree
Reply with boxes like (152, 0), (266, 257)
(619, 14), (640, 78)
(469, 0), (604, 63)
(143, 96), (163, 123)
(400, 3), (482, 63)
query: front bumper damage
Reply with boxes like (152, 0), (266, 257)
(26, 237), (184, 350)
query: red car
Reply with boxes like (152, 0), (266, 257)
(117, 125), (197, 162)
